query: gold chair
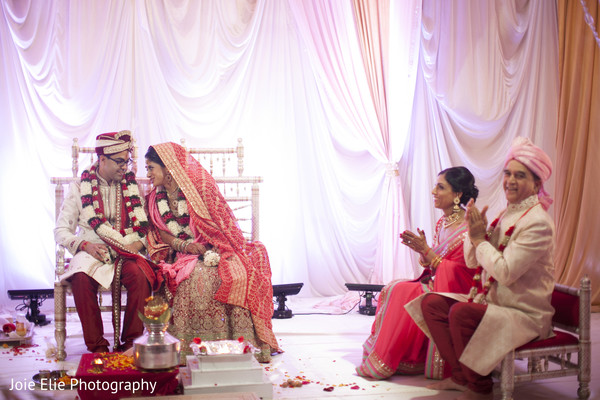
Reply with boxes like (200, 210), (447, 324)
(179, 138), (261, 241)
(492, 276), (591, 400)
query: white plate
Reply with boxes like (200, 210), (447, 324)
(0, 322), (33, 343)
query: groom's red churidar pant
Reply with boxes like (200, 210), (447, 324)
(421, 293), (493, 394)
(69, 259), (151, 352)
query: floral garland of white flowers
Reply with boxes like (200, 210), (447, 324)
(202, 250), (220, 267)
(156, 188), (194, 240)
(80, 163), (148, 247)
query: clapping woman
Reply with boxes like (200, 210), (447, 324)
(356, 167), (479, 379)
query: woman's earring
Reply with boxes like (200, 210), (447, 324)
(453, 197), (461, 214)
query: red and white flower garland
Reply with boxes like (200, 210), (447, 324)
(156, 188), (220, 266)
(80, 163), (148, 246)
(468, 203), (539, 303)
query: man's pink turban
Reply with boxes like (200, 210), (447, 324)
(504, 137), (553, 210)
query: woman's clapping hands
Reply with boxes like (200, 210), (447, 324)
(400, 228), (430, 256)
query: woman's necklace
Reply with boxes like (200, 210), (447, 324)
(442, 210), (462, 228)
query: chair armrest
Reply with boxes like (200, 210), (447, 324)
(56, 244), (66, 275)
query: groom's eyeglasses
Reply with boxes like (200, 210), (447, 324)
(106, 155), (133, 167)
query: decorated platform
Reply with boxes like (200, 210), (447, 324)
(181, 340), (272, 399)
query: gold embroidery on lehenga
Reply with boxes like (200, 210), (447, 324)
(169, 260), (265, 362)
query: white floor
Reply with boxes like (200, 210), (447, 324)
(0, 294), (598, 400)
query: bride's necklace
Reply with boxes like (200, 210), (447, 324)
(166, 188), (180, 209)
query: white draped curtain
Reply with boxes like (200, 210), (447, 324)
(0, 0), (558, 304)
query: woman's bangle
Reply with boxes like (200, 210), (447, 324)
(80, 241), (89, 252)
(418, 257), (431, 267)
(172, 238), (193, 253)
(172, 238), (183, 252)
(431, 256), (442, 269)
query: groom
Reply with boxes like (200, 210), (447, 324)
(54, 131), (159, 353)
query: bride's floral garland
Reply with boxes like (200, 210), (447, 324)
(156, 188), (193, 240)
(156, 188), (220, 266)
(468, 203), (539, 303)
(80, 163), (148, 246)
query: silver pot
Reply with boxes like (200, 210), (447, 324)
(133, 322), (180, 370)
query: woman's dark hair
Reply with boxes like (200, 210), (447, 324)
(438, 166), (479, 205)
(145, 146), (165, 167)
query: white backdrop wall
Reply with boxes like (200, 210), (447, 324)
(0, 0), (558, 305)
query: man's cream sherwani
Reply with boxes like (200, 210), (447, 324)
(54, 175), (121, 289)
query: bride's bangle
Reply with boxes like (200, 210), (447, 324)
(172, 238), (185, 252)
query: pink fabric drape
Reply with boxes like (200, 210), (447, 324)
(555, 0), (600, 308)
(350, 0), (419, 284)
(353, 0), (391, 148)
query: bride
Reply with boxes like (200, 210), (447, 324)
(143, 142), (279, 362)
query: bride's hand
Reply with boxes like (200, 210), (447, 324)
(184, 242), (205, 255)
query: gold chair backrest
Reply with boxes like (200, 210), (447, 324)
(181, 138), (260, 242)
(53, 136), (261, 244)
(180, 137), (244, 177)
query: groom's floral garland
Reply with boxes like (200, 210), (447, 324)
(467, 203), (539, 303)
(80, 163), (148, 246)
(156, 188), (193, 240)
